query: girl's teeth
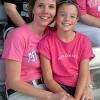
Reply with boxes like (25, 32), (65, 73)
(41, 17), (49, 20)
(63, 23), (70, 26)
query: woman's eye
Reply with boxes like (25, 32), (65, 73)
(38, 4), (44, 8)
(49, 5), (55, 9)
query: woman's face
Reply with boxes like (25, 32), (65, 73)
(32, 0), (56, 27)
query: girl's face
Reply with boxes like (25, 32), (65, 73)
(56, 3), (78, 32)
(32, 0), (56, 27)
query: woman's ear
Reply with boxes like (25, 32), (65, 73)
(54, 16), (57, 21)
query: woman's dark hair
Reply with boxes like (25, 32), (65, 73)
(29, 0), (37, 21)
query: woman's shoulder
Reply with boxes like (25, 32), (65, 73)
(6, 24), (29, 40)
(9, 24), (29, 36)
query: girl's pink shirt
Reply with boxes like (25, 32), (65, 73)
(38, 28), (94, 87)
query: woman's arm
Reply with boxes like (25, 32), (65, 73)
(5, 59), (52, 99)
(74, 59), (89, 100)
(5, 59), (56, 100)
(5, 59), (69, 100)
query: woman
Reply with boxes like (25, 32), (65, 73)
(2, 0), (68, 100)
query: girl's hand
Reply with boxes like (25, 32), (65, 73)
(67, 96), (76, 100)
(81, 87), (94, 100)
(49, 92), (70, 100)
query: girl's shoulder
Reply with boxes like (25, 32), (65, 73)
(76, 31), (90, 40)
(76, 32), (91, 44)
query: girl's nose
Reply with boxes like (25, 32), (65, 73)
(64, 16), (71, 21)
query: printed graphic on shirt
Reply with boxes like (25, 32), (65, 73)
(28, 50), (39, 63)
(87, 0), (100, 8)
(58, 53), (78, 60)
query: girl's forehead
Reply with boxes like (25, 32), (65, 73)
(57, 4), (78, 14)
(58, 3), (78, 11)
(36, 0), (56, 3)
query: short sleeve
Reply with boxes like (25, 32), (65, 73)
(76, 0), (87, 16)
(2, 28), (26, 62)
(80, 36), (95, 61)
(38, 36), (51, 60)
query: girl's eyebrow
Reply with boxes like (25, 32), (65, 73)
(37, 2), (55, 5)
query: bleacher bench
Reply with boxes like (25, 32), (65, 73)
(90, 47), (100, 70)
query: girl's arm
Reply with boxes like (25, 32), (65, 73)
(81, 71), (94, 100)
(74, 59), (89, 100)
(5, 59), (66, 100)
(40, 54), (68, 94)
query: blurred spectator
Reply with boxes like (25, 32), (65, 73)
(3, 0), (30, 39)
(74, 0), (100, 47)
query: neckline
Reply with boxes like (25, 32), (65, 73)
(55, 31), (78, 45)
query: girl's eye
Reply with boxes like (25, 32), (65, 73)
(59, 13), (65, 16)
(71, 15), (77, 18)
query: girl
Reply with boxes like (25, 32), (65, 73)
(38, 0), (94, 100)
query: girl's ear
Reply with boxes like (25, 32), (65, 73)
(75, 17), (79, 25)
(77, 17), (80, 22)
(77, 17), (79, 22)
